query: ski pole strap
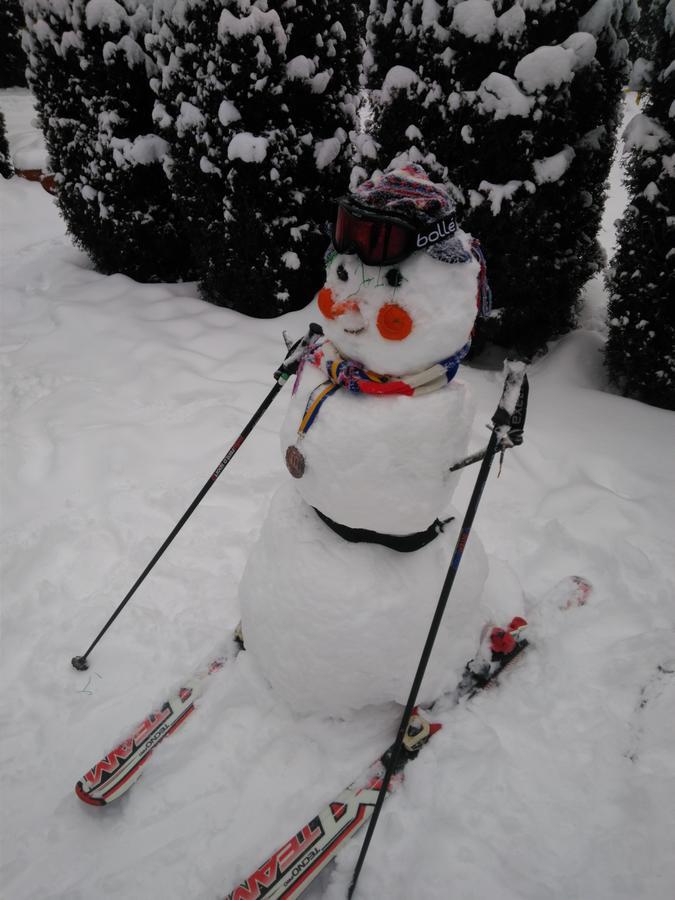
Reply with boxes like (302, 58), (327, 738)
(314, 508), (454, 553)
(274, 322), (323, 383)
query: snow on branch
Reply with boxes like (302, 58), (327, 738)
(623, 114), (670, 154)
(286, 56), (332, 94)
(477, 179), (530, 214)
(218, 7), (287, 53)
(533, 146), (575, 184)
(579, 0), (635, 35)
(227, 132), (269, 163)
(218, 100), (242, 127)
(515, 45), (577, 92)
(85, 0), (127, 33)
(477, 73), (534, 119)
(380, 65), (420, 100)
(451, 0), (497, 43)
(496, 4), (526, 42)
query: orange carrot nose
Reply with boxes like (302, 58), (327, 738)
(318, 288), (361, 320)
(376, 303), (413, 340)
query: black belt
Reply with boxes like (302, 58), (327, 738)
(313, 508), (453, 553)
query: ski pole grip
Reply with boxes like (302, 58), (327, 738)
(274, 322), (323, 381)
(492, 361), (529, 447)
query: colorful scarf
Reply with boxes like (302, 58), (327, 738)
(296, 339), (470, 436)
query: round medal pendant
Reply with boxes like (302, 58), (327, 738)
(285, 444), (306, 479)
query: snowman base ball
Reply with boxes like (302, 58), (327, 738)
(238, 482), (490, 716)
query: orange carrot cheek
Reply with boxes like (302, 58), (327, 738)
(376, 303), (413, 340)
(318, 287), (336, 320)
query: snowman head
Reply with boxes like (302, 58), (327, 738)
(318, 165), (490, 375)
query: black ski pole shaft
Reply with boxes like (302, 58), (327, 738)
(71, 324), (322, 671)
(348, 364), (528, 898)
(347, 429), (499, 898)
(71, 385), (281, 670)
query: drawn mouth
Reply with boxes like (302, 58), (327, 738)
(343, 327), (365, 335)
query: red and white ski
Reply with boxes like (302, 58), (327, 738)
(223, 644), (527, 900)
(223, 576), (591, 900)
(75, 632), (242, 805)
(75, 576), (590, 814)
(224, 711), (444, 900)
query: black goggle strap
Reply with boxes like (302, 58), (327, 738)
(414, 213), (457, 250)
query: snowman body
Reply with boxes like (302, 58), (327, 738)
(238, 232), (494, 715)
(280, 362), (474, 533)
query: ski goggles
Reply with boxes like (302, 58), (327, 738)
(332, 197), (457, 266)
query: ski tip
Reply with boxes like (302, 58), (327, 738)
(566, 576), (593, 608)
(75, 781), (106, 806)
(526, 575), (593, 618)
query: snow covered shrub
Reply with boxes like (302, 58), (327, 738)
(280, 1), (366, 247)
(148, 0), (363, 316)
(0, 111), (14, 179)
(364, 0), (460, 178)
(606, 1), (675, 410)
(0, 0), (27, 88)
(366, 0), (636, 356)
(22, 0), (194, 282)
(624, 0), (656, 79)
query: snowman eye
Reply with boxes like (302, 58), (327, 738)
(336, 264), (349, 282)
(385, 268), (403, 288)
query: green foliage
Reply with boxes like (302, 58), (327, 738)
(21, 0), (365, 310)
(0, 111), (14, 178)
(149, 0), (364, 316)
(366, 0), (635, 357)
(23, 0), (195, 282)
(0, 0), (27, 88)
(606, 3), (675, 409)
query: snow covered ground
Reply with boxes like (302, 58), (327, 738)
(1, 87), (48, 170)
(1, 89), (674, 900)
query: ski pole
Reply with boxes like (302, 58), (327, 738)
(347, 362), (528, 898)
(71, 323), (323, 671)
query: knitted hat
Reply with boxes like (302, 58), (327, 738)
(350, 164), (471, 265)
(353, 164), (454, 223)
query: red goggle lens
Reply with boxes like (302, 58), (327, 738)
(333, 205), (416, 266)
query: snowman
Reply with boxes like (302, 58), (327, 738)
(239, 164), (513, 716)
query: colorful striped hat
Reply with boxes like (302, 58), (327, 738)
(352, 164), (456, 227)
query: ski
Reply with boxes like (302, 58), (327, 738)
(75, 629), (243, 805)
(75, 576), (590, 812)
(223, 638), (526, 900)
(224, 575), (591, 900)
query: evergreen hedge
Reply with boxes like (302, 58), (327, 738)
(606, 1), (675, 410)
(0, 111), (14, 179)
(149, 0), (364, 316)
(23, 0), (195, 282)
(366, 0), (635, 357)
(0, 0), (27, 88)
